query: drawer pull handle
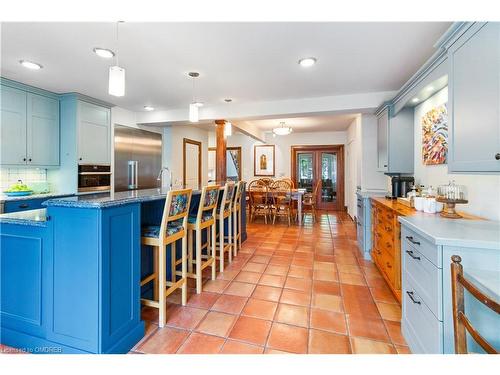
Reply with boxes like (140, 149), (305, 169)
(19, 204), (29, 208)
(386, 262), (392, 268)
(406, 250), (421, 260)
(357, 204), (362, 208)
(385, 226), (392, 232)
(406, 291), (421, 305)
(386, 242), (391, 248)
(406, 236), (420, 246)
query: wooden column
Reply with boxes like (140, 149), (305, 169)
(215, 119), (227, 183)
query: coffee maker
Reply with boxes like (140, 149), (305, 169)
(387, 175), (414, 199)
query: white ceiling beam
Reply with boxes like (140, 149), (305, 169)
(136, 90), (397, 127)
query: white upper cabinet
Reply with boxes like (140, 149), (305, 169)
(448, 22), (500, 172)
(77, 101), (111, 165)
(0, 86), (27, 165)
(27, 93), (60, 166)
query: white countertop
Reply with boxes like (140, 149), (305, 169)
(399, 215), (500, 250)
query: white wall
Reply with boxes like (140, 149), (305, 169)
(163, 125), (209, 189)
(413, 87), (500, 221)
(210, 130), (349, 204)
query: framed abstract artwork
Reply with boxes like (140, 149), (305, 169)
(422, 104), (448, 165)
(254, 144), (275, 176)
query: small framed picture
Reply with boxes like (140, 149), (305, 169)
(254, 144), (275, 176)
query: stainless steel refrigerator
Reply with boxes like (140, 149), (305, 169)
(114, 125), (162, 192)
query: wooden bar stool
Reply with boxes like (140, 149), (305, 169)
(140, 188), (192, 327)
(232, 181), (245, 257)
(186, 185), (220, 294)
(451, 255), (500, 354)
(215, 183), (235, 272)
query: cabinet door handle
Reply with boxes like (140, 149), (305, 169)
(384, 164), (388, 168)
(19, 203), (29, 209)
(386, 262), (392, 268)
(385, 226), (392, 232)
(406, 250), (421, 260)
(406, 291), (421, 305)
(386, 242), (391, 248)
(79, 157), (83, 161)
(495, 153), (500, 160)
(357, 204), (362, 208)
(406, 236), (420, 245)
(28, 158), (32, 162)
(23, 157), (27, 162)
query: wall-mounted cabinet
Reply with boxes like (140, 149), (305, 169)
(77, 101), (111, 165)
(376, 106), (414, 174)
(0, 85), (59, 167)
(448, 22), (500, 173)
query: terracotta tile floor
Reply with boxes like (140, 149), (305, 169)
(130, 211), (410, 354)
(0, 211), (409, 355)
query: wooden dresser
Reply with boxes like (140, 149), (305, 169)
(370, 197), (415, 303)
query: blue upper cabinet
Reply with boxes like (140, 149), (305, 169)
(27, 93), (60, 166)
(376, 106), (414, 174)
(77, 101), (111, 165)
(1, 86), (28, 165)
(0, 82), (60, 167)
(448, 22), (500, 173)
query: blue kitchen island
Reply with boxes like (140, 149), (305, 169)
(0, 187), (246, 354)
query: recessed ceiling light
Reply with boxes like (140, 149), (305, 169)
(144, 105), (154, 111)
(412, 98), (419, 103)
(93, 47), (115, 59)
(19, 60), (42, 70)
(193, 102), (204, 107)
(298, 57), (317, 67)
(224, 98), (232, 103)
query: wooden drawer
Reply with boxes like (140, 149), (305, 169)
(402, 227), (441, 268)
(402, 278), (443, 354)
(379, 248), (395, 286)
(404, 244), (442, 320)
(375, 231), (395, 256)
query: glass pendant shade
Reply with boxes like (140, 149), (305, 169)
(189, 103), (199, 122)
(273, 125), (292, 135)
(109, 65), (125, 97)
(224, 122), (232, 137)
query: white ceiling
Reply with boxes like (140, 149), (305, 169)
(1, 22), (451, 113)
(237, 114), (358, 133)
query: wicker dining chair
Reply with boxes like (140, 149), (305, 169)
(301, 179), (321, 223)
(270, 179), (293, 225)
(248, 181), (271, 224)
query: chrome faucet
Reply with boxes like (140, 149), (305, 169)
(157, 167), (173, 189)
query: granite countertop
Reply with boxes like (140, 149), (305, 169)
(43, 187), (205, 209)
(0, 208), (47, 227)
(399, 215), (500, 250)
(0, 192), (74, 203)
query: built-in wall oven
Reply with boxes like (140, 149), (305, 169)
(78, 165), (111, 193)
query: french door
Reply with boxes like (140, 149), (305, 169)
(291, 145), (344, 211)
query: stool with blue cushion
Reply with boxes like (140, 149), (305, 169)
(140, 188), (192, 327)
(186, 185), (220, 294)
(232, 181), (245, 257)
(215, 183), (235, 272)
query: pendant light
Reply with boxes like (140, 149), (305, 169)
(188, 72), (203, 122)
(273, 121), (292, 136)
(109, 21), (125, 97)
(224, 122), (232, 137)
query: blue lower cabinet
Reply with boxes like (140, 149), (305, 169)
(4, 198), (47, 213)
(0, 203), (144, 354)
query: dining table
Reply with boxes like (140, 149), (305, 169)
(248, 187), (307, 225)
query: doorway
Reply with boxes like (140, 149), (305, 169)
(183, 138), (202, 190)
(291, 145), (344, 211)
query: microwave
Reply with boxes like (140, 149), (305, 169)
(78, 165), (111, 193)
